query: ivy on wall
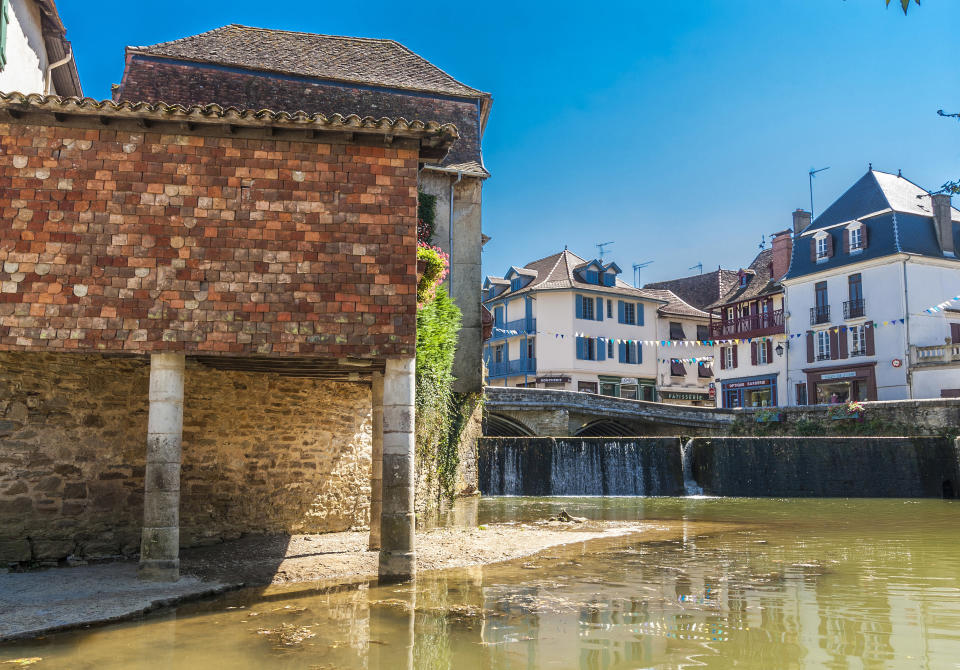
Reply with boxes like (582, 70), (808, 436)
(417, 190), (438, 244)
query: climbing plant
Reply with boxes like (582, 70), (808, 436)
(417, 190), (438, 243)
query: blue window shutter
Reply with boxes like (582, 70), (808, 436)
(617, 301), (625, 324)
(575, 294), (583, 319)
(619, 341), (626, 362)
(603, 273), (614, 287)
(576, 336), (584, 360)
(595, 297), (603, 321)
(638, 303), (645, 326)
(597, 338), (606, 361)
(637, 342), (643, 364)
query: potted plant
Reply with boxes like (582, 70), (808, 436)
(754, 408), (781, 423)
(831, 400), (865, 421)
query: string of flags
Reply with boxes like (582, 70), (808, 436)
(785, 319), (904, 339)
(923, 294), (960, 314)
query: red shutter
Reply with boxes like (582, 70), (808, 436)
(720, 346), (727, 370)
(861, 224), (868, 249)
(810, 238), (817, 261)
(838, 326), (848, 359)
(950, 323), (960, 343)
(806, 331), (814, 363)
(826, 233), (834, 258)
(750, 341), (758, 365)
(843, 229), (850, 254)
(830, 328), (839, 360)
(732, 345), (739, 368)
(766, 340), (774, 362)
(865, 323), (875, 355)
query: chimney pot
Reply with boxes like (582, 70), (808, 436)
(932, 193), (955, 257)
(792, 209), (811, 235)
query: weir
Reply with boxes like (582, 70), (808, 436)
(478, 436), (960, 498)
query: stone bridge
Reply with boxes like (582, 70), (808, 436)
(483, 387), (738, 436)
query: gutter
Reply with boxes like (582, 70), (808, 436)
(44, 48), (73, 95)
(447, 170), (462, 294)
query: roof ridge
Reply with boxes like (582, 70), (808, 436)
(128, 24), (231, 51)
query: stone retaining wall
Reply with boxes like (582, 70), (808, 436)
(0, 352), (371, 563)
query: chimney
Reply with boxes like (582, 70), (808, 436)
(771, 230), (793, 280)
(792, 209), (811, 235)
(932, 193), (955, 256)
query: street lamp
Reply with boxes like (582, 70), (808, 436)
(775, 343), (784, 358)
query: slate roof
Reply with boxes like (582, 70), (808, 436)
(786, 170), (960, 280)
(484, 250), (672, 305)
(642, 289), (711, 320)
(128, 25), (489, 100)
(709, 248), (783, 309)
(644, 269), (739, 311)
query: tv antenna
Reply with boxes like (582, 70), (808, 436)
(633, 261), (654, 288)
(689, 263), (703, 274)
(809, 166), (830, 220)
(758, 233), (767, 250)
(596, 241), (614, 261)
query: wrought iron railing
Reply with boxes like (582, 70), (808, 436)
(810, 306), (830, 325)
(843, 299), (865, 319)
(710, 310), (783, 338)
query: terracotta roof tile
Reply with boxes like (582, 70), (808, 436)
(709, 248), (782, 308)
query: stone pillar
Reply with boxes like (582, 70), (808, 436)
(379, 357), (416, 581)
(138, 353), (185, 581)
(368, 370), (384, 551)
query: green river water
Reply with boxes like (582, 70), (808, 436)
(2, 497), (959, 669)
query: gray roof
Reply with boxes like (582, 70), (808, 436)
(644, 269), (739, 311)
(709, 248), (783, 309)
(128, 25), (489, 100)
(786, 170), (960, 280)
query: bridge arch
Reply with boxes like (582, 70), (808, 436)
(484, 412), (536, 437)
(574, 418), (638, 437)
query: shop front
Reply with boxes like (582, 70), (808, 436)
(596, 376), (658, 400)
(803, 362), (877, 404)
(720, 375), (778, 408)
(659, 389), (712, 406)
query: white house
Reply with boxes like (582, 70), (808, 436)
(0, 0), (80, 96)
(482, 250), (715, 404)
(782, 169), (960, 403)
(644, 287), (715, 406)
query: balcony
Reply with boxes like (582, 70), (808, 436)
(488, 358), (537, 378)
(810, 306), (830, 325)
(843, 299), (865, 319)
(490, 317), (536, 341)
(710, 309), (784, 339)
(910, 343), (960, 368)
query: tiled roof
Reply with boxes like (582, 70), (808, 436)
(642, 289), (711, 320)
(482, 250), (669, 304)
(786, 170), (960, 280)
(644, 269), (739, 311)
(710, 248), (782, 308)
(128, 25), (489, 99)
(0, 93), (459, 147)
(34, 0), (82, 97)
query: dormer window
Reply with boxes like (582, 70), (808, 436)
(603, 273), (615, 287)
(487, 287), (495, 299)
(816, 236), (828, 259)
(511, 277), (522, 291)
(585, 270), (599, 284)
(739, 275), (748, 288)
(846, 222), (867, 255)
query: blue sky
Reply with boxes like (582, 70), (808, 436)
(60, 1), (957, 285)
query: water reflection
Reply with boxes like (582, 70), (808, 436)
(2, 498), (959, 669)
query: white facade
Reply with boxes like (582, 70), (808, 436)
(655, 314), (715, 406)
(0, 0), (79, 96)
(784, 255), (960, 402)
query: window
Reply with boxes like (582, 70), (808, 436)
(0, 0), (8, 71)
(494, 345), (504, 363)
(796, 383), (808, 405)
(848, 274), (862, 302)
(697, 324), (709, 341)
(816, 235), (828, 259)
(603, 273), (616, 287)
(494, 306), (504, 326)
(670, 360), (686, 376)
(849, 226), (863, 251)
(812, 281), (829, 324)
(585, 270), (599, 284)
(526, 338), (535, 360)
(623, 303), (636, 324)
(850, 324), (866, 356)
(723, 347), (734, 369)
(739, 274), (748, 288)
(757, 341), (769, 365)
(582, 296), (594, 320)
(816, 330), (831, 361)
(511, 277), (522, 291)
(619, 341), (640, 364)
(698, 362), (713, 378)
(607, 339), (614, 358)
(607, 300), (612, 319)
(586, 338), (596, 360)
(669, 322), (686, 340)
(846, 273), (864, 318)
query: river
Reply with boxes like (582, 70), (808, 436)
(2, 497), (958, 669)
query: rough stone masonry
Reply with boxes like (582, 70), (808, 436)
(0, 93), (457, 580)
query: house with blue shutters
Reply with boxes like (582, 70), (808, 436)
(482, 250), (713, 403)
(782, 169), (960, 403)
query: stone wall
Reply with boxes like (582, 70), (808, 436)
(0, 115), (418, 357)
(0, 352), (371, 563)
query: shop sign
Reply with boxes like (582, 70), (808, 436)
(661, 391), (709, 400)
(537, 375), (571, 384)
(722, 378), (773, 390)
(620, 378), (637, 385)
(821, 371), (857, 380)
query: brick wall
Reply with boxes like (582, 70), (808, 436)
(118, 56), (483, 169)
(0, 352), (372, 563)
(0, 117), (418, 357)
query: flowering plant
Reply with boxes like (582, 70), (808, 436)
(417, 242), (449, 307)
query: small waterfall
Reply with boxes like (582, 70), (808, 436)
(681, 439), (703, 496)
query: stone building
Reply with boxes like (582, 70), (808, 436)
(0, 0), (81, 96)
(0, 91), (457, 581)
(115, 24), (492, 392)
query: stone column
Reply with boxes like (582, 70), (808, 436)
(368, 370), (384, 551)
(379, 357), (416, 581)
(138, 353), (185, 581)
